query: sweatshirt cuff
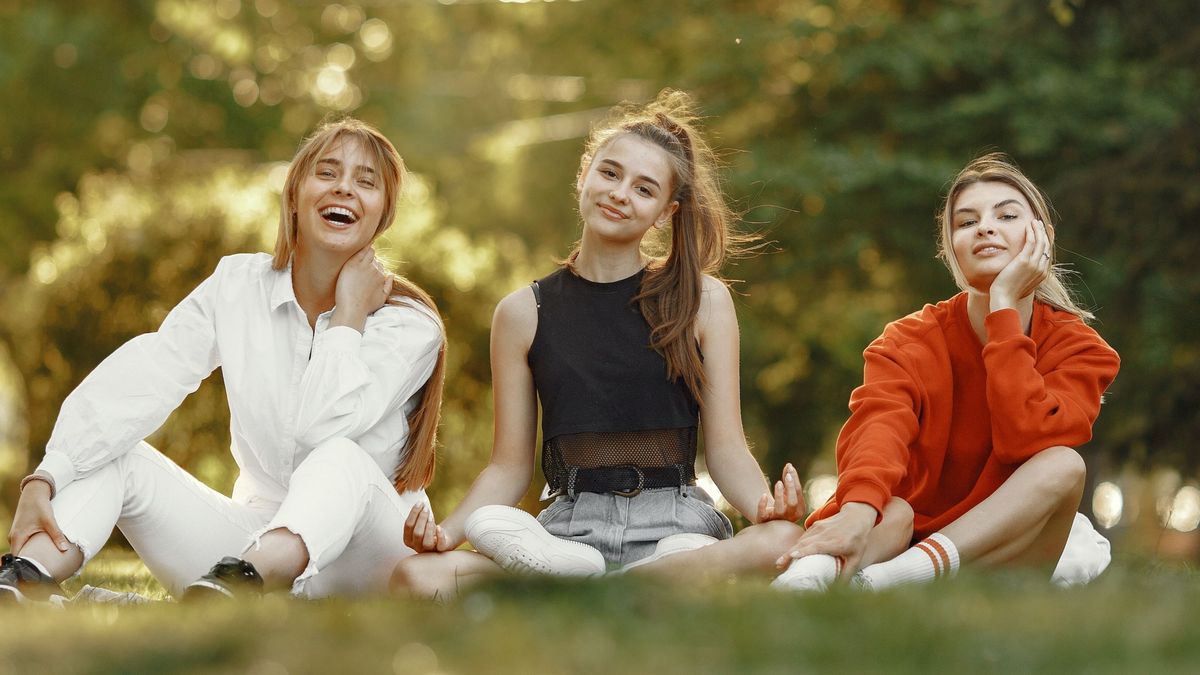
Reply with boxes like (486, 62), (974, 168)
(984, 308), (1024, 342)
(315, 325), (363, 352)
(839, 484), (888, 525)
(35, 451), (78, 495)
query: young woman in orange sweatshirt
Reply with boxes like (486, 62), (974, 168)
(773, 153), (1120, 590)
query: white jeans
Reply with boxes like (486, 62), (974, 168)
(50, 437), (427, 599)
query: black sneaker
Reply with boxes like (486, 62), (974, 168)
(181, 557), (264, 600)
(0, 553), (64, 604)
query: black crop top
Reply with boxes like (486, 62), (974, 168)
(527, 266), (699, 493)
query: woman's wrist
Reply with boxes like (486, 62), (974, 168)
(19, 472), (56, 499)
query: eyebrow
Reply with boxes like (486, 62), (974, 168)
(954, 199), (1023, 215)
(598, 158), (661, 190)
(317, 157), (376, 175)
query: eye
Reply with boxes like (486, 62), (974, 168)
(358, 178), (376, 188)
(956, 219), (976, 229)
(1000, 213), (1018, 220)
(600, 168), (617, 179)
(317, 168), (335, 178)
(636, 185), (654, 197)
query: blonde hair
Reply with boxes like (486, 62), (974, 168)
(937, 152), (1094, 322)
(273, 117), (447, 491)
(566, 89), (749, 402)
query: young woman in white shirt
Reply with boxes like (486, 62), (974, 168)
(2, 118), (446, 601)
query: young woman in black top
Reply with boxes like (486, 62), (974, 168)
(392, 91), (901, 597)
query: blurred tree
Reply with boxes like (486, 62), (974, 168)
(1, 0), (1197, 521)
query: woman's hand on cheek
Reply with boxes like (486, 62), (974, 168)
(989, 219), (1051, 312)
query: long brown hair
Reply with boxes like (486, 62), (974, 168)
(937, 152), (1094, 322)
(569, 90), (746, 401)
(273, 117), (447, 492)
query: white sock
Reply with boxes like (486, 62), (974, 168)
(771, 554), (842, 591)
(855, 532), (960, 590)
(19, 555), (54, 579)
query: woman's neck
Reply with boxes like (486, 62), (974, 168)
(573, 236), (648, 283)
(291, 247), (347, 328)
(966, 289), (1035, 344)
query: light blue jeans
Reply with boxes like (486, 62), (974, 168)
(536, 485), (733, 568)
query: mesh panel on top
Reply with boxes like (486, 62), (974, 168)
(542, 426), (697, 492)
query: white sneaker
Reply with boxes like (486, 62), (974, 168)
(618, 533), (719, 573)
(465, 505), (605, 577)
(771, 554), (842, 592)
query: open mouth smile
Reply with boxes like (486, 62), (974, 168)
(320, 206), (359, 227)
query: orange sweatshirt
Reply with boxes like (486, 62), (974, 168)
(808, 293), (1120, 539)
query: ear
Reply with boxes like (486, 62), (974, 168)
(655, 200), (680, 229)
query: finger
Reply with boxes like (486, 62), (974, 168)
(44, 520), (69, 553)
(774, 480), (785, 513)
(756, 492), (770, 524)
(1037, 220), (1052, 265)
(405, 503), (423, 532)
(8, 530), (28, 555)
(784, 465), (801, 517)
(436, 526), (449, 552)
(421, 516), (438, 551)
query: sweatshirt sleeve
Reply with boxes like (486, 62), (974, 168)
(36, 259), (225, 492)
(831, 337), (924, 518)
(982, 308), (1120, 465)
(292, 299), (443, 450)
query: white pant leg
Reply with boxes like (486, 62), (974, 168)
(50, 441), (270, 597)
(1051, 512), (1112, 587)
(254, 437), (429, 598)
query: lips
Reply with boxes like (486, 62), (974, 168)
(973, 243), (1006, 255)
(597, 203), (627, 220)
(319, 205), (359, 226)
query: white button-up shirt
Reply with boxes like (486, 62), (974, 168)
(36, 253), (443, 505)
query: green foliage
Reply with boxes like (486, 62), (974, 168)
(0, 0), (1197, 521)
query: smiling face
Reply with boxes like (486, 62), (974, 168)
(949, 180), (1041, 291)
(577, 134), (680, 247)
(293, 135), (386, 263)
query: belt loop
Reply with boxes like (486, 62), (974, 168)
(566, 467), (579, 499)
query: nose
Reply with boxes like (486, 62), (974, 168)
(608, 184), (629, 204)
(332, 173), (356, 197)
(975, 217), (996, 236)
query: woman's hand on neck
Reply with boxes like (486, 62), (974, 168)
(966, 288), (1035, 344)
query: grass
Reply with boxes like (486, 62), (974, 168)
(1, 551), (1198, 674)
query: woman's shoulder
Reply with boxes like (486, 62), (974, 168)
(877, 294), (962, 348)
(1034, 302), (1120, 360)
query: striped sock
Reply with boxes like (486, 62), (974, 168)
(854, 532), (960, 590)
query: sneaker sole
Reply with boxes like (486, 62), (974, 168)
(465, 505), (605, 577)
(619, 533), (719, 573)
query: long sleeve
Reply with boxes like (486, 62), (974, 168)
(37, 260), (224, 492)
(293, 300), (443, 452)
(832, 338), (924, 517)
(982, 308), (1120, 465)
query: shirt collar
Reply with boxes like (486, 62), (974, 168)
(269, 262), (298, 311)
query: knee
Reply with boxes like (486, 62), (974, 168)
(301, 437), (376, 474)
(1033, 446), (1087, 501)
(882, 497), (915, 543)
(746, 519), (804, 562)
(389, 554), (443, 600)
